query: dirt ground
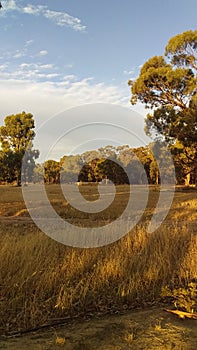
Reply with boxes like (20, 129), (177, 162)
(1, 307), (197, 350)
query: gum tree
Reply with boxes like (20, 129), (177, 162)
(0, 112), (39, 185)
(129, 30), (197, 185)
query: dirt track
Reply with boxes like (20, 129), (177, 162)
(1, 307), (197, 350)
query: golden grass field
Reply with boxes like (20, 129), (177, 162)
(0, 184), (197, 349)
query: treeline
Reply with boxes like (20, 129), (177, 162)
(0, 112), (196, 186)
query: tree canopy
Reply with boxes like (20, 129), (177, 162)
(0, 112), (39, 185)
(129, 30), (197, 184)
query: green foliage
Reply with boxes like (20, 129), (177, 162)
(0, 112), (39, 185)
(67, 145), (154, 185)
(44, 160), (61, 184)
(36, 144), (177, 185)
(0, 112), (35, 151)
(60, 154), (84, 183)
(165, 30), (197, 70)
(33, 163), (44, 183)
(129, 55), (195, 110)
(129, 30), (197, 185)
(98, 158), (129, 184)
(79, 158), (104, 182)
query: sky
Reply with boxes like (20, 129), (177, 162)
(0, 0), (196, 161)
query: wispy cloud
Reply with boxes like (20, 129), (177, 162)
(0, 43), (31, 60)
(0, 60), (59, 81)
(123, 69), (134, 75)
(66, 64), (74, 69)
(1, 1), (86, 32)
(43, 10), (86, 31)
(13, 50), (25, 59)
(22, 4), (45, 15)
(1, 0), (17, 11)
(0, 74), (129, 121)
(0, 75), (146, 161)
(19, 62), (54, 70)
(0, 63), (8, 70)
(0, 44), (49, 61)
(25, 39), (34, 46)
(37, 50), (48, 57)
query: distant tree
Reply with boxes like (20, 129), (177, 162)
(81, 150), (102, 163)
(59, 145), (162, 185)
(129, 30), (197, 185)
(78, 158), (104, 182)
(98, 158), (129, 184)
(22, 143), (39, 184)
(60, 154), (83, 183)
(33, 163), (44, 183)
(0, 150), (16, 183)
(132, 146), (153, 183)
(171, 141), (196, 185)
(98, 145), (117, 158)
(44, 160), (60, 184)
(0, 112), (39, 185)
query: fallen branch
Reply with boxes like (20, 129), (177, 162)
(164, 309), (197, 320)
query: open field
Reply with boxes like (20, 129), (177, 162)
(0, 184), (197, 348)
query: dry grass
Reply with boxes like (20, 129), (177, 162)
(0, 185), (196, 335)
(1, 307), (197, 349)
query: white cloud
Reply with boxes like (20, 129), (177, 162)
(13, 51), (25, 59)
(19, 63), (32, 69)
(43, 10), (86, 31)
(0, 69), (60, 81)
(0, 45), (28, 60)
(66, 64), (74, 69)
(25, 39), (34, 46)
(39, 63), (54, 69)
(38, 50), (48, 57)
(1, 2), (86, 32)
(0, 75), (147, 160)
(0, 64), (8, 70)
(20, 63), (54, 70)
(0, 76), (129, 123)
(23, 4), (46, 15)
(1, 0), (17, 11)
(0, 42), (49, 62)
(123, 69), (134, 75)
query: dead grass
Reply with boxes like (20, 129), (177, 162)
(1, 308), (197, 349)
(0, 184), (196, 336)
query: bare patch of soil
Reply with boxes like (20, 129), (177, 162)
(1, 308), (197, 350)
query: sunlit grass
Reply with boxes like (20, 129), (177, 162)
(0, 185), (196, 334)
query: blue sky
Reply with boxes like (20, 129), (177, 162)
(0, 0), (196, 160)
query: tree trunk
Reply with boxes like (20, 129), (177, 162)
(194, 152), (197, 187)
(184, 173), (190, 186)
(16, 168), (21, 186)
(155, 170), (159, 185)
